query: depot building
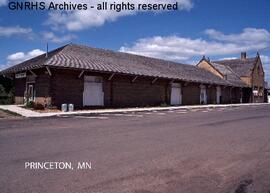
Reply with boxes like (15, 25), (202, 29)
(0, 44), (267, 109)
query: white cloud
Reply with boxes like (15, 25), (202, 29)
(1, 49), (45, 70)
(6, 49), (45, 65)
(0, 0), (8, 6)
(0, 26), (75, 43)
(0, 26), (33, 37)
(261, 55), (270, 64)
(120, 28), (270, 83)
(218, 57), (237, 60)
(42, 31), (76, 43)
(261, 55), (270, 83)
(205, 28), (270, 44)
(120, 28), (270, 62)
(44, 0), (193, 31)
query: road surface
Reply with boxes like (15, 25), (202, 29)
(1, 105), (270, 193)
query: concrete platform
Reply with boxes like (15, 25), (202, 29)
(0, 103), (269, 118)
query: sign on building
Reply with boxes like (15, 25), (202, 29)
(15, 72), (26, 79)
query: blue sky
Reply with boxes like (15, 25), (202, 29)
(0, 0), (270, 82)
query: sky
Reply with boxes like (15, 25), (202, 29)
(0, 0), (270, 83)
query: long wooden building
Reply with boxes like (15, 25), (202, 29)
(0, 44), (267, 109)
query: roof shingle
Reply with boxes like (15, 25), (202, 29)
(211, 62), (247, 87)
(212, 58), (257, 77)
(1, 44), (236, 86)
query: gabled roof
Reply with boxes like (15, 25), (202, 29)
(1, 46), (65, 74)
(1, 44), (232, 86)
(211, 62), (247, 87)
(212, 57), (258, 77)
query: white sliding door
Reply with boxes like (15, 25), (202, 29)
(170, 83), (182, 105)
(83, 76), (104, 106)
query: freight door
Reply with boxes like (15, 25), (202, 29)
(200, 85), (207, 104)
(83, 76), (104, 106)
(170, 83), (182, 105)
(216, 86), (221, 104)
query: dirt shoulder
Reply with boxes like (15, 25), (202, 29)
(0, 109), (22, 119)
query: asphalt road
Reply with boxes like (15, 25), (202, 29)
(1, 105), (270, 193)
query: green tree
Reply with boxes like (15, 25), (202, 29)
(0, 76), (14, 104)
(0, 84), (7, 96)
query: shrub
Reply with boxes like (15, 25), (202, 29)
(0, 84), (5, 94)
(0, 85), (14, 104)
(0, 76), (14, 104)
(160, 102), (168, 107)
(34, 103), (45, 110)
(25, 101), (35, 108)
(7, 88), (14, 104)
(0, 96), (9, 104)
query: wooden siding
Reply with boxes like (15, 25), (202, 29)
(108, 76), (167, 107)
(49, 69), (168, 108)
(14, 78), (26, 97)
(12, 68), (246, 108)
(207, 86), (217, 104)
(221, 87), (231, 104)
(50, 69), (84, 108)
(35, 69), (51, 98)
(182, 83), (200, 105)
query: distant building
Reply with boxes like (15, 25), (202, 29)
(0, 44), (267, 109)
(197, 52), (265, 103)
(267, 88), (270, 103)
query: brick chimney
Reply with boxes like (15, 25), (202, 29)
(241, 52), (247, 59)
